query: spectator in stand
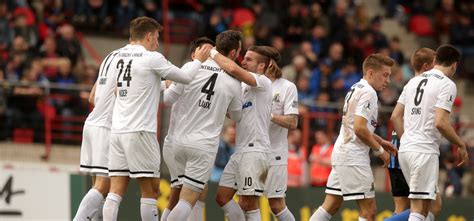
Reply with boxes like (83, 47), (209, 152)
(210, 124), (236, 183)
(308, 24), (329, 59)
(56, 24), (83, 67)
(0, 1), (12, 60)
(0, 68), (8, 140)
(389, 36), (405, 65)
(309, 58), (333, 98)
(138, 0), (161, 22)
(326, 42), (345, 70)
(287, 129), (305, 187)
(329, 0), (348, 43)
(9, 63), (44, 142)
(296, 74), (314, 106)
(282, 54), (311, 83)
(299, 40), (318, 68)
(434, 0), (458, 44)
(271, 35), (292, 67)
(52, 58), (76, 85)
(309, 130), (333, 187)
(74, 0), (111, 29)
(12, 13), (38, 48)
(443, 153), (463, 197)
(114, 0), (137, 35)
(370, 15), (388, 49)
(303, 2), (330, 37)
(204, 8), (228, 42)
(251, 1), (279, 37)
(39, 36), (60, 79)
(282, 2), (304, 43)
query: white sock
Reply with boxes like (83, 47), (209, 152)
(187, 200), (205, 221)
(358, 217), (368, 221)
(161, 208), (170, 221)
(141, 198), (159, 221)
(73, 189), (105, 221)
(245, 209), (261, 221)
(92, 200), (104, 221)
(103, 193), (122, 221)
(309, 207), (331, 221)
(167, 200), (193, 221)
(409, 212), (426, 221)
(276, 207), (295, 221)
(221, 200), (245, 221)
(425, 212), (435, 221)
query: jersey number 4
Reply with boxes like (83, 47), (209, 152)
(414, 79), (428, 106)
(117, 59), (133, 87)
(201, 73), (218, 100)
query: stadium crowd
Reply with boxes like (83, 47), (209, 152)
(0, 0), (473, 198)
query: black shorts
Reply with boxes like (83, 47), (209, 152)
(388, 168), (409, 197)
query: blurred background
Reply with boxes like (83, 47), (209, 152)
(0, 0), (473, 220)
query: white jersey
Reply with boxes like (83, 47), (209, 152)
(163, 82), (185, 144)
(269, 78), (299, 165)
(235, 73), (273, 153)
(332, 79), (379, 166)
(398, 69), (456, 155)
(111, 44), (200, 133)
(173, 59), (242, 152)
(85, 48), (123, 128)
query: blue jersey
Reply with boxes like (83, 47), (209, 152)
(388, 131), (401, 169)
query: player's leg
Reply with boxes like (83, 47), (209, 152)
(129, 131), (162, 221)
(265, 164), (295, 221)
(310, 168), (343, 221)
(187, 185), (208, 221)
(338, 165), (376, 221)
(161, 142), (182, 220)
(216, 153), (244, 221)
(426, 194), (442, 221)
(384, 167), (411, 221)
(103, 176), (130, 221)
(238, 152), (270, 221)
(168, 147), (215, 221)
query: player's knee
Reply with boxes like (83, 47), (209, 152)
(239, 198), (258, 211)
(430, 198), (442, 216)
(360, 205), (377, 219)
(215, 192), (230, 207)
(269, 199), (285, 214)
(93, 177), (111, 197)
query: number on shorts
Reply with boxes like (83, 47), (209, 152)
(244, 177), (252, 187)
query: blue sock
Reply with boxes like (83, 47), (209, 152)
(385, 209), (410, 221)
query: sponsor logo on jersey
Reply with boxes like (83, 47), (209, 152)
(291, 100), (298, 108)
(272, 93), (280, 103)
(242, 101), (253, 110)
(370, 120), (377, 127)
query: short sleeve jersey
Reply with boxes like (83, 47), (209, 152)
(235, 73), (273, 153)
(269, 78), (299, 165)
(111, 44), (193, 133)
(172, 59), (242, 152)
(332, 79), (379, 166)
(163, 81), (186, 145)
(85, 48), (123, 128)
(398, 69), (457, 155)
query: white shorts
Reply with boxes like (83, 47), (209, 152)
(80, 124), (110, 175)
(162, 140), (181, 188)
(399, 152), (438, 200)
(264, 164), (287, 198)
(219, 152), (269, 196)
(171, 145), (216, 191)
(108, 132), (160, 178)
(326, 165), (375, 201)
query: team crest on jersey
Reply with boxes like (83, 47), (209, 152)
(371, 120), (377, 127)
(273, 93), (280, 103)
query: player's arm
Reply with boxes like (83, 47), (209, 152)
(390, 102), (405, 137)
(228, 110), (242, 123)
(271, 114), (298, 129)
(211, 49), (257, 86)
(354, 116), (390, 166)
(435, 108), (468, 166)
(160, 45), (211, 84)
(88, 83), (97, 105)
(373, 133), (397, 155)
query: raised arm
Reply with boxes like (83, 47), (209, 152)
(161, 45), (211, 84)
(211, 49), (257, 86)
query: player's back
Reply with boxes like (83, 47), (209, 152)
(399, 69), (457, 154)
(173, 59), (242, 152)
(332, 79), (378, 166)
(85, 48), (123, 128)
(111, 44), (170, 133)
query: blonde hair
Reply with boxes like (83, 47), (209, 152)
(362, 53), (395, 75)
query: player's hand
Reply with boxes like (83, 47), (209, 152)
(194, 44), (212, 63)
(381, 139), (397, 156)
(379, 151), (390, 167)
(165, 80), (172, 88)
(457, 144), (469, 167)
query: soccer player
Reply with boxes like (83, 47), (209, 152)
(386, 48), (443, 221)
(160, 37), (216, 221)
(391, 45), (468, 221)
(212, 45), (275, 221)
(164, 31), (243, 221)
(102, 17), (211, 221)
(262, 46), (298, 221)
(73, 43), (126, 221)
(309, 54), (397, 221)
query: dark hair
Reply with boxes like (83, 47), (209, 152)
(362, 53), (395, 75)
(189, 37), (215, 58)
(129, 17), (163, 41)
(435, 44), (461, 67)
(411, 48), (436, 73)
(216, 30), (243, 55)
